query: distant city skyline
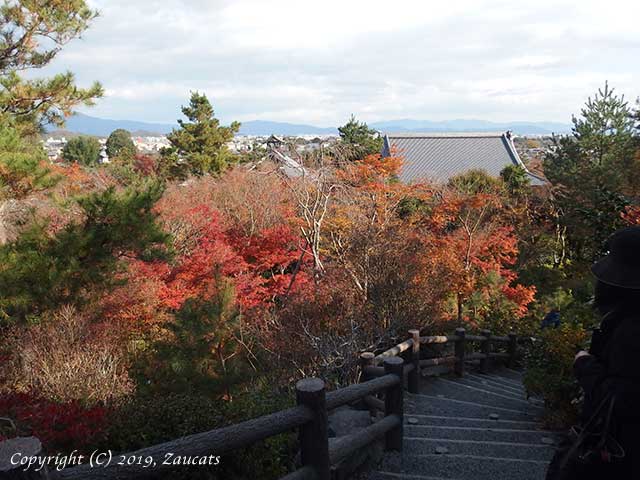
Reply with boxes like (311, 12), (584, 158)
(38, 0), (640, 126)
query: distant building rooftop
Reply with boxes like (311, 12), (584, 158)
(381, 132), (546, 186)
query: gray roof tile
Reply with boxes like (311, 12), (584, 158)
(382, 132), (545, 186)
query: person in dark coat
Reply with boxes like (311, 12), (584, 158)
(541, 309), (561, 329)
(549, 227), (640, 479)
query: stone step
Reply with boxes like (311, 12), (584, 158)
(418, 379), (543, 414)
(403, 437), (556, 462)
(404, 424), (559, 445)
(451, 376), (544, 407)
(379, 452), (549, 480)
(405, 394), (539, 422)
(439, 377), (529, 402)
(454, 376), (528, 400)
(490, 368), (525, 383)
(369, 472), (461, 480)
(403, 414), (542, 431)
(465, 373), (527, 394)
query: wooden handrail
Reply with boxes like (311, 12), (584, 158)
(280, 466), (318, 480)
(464, 334), (488, 342)
(328, 414), (400, 465)
(363, 394), (385, 412)
(420, 335), (451, 344)
(363, 327), (522, 381)
(41, 359), (405, 480)
(3, 325), (525, 480)
(374, 338), (414, 363)
(489, 352), (510, 358)
(491, 335), (510, 343)
(420, 355), (456, 367)
(362, 365), (385, 378)
(465, 352), (488, 361)
(53, 405), (314, 480)
(326, 374), (399, 410)
(418, 333), (510, 344)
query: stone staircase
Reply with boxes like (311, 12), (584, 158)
(368, 368), (556, 480)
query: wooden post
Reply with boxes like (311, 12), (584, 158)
(408, 330), (420, 394)
(480, 329), (491, 373)
(384, 357), (404, 451)
(359, 352), (375, 383)
(296, 378), (330, 480)
(360, 352), (377, 416)
(508, 333), (518, 368)
(454, 328), (466, 377)
(0, 437), (49, 479)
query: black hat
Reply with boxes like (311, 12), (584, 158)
(592, 226), (640, 289)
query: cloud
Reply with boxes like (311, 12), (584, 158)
(38, 0), (640, 125)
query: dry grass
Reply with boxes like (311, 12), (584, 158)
(4, 306), (133, 406)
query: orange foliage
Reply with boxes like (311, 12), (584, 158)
(339, 153), (403, 187)
(418, 190), (536, 325)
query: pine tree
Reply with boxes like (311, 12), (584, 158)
(156, 281), (247, 398)
(0, 182), (168, 323)
(1, 1), (101, 206)
(500, 165), (531, 198)
(0, 115), (57, 200)
(161, 92), (240, 178)
(338, 115), (383, 160)
(0, 1), (103, 134)
(544, 83), (636, 262)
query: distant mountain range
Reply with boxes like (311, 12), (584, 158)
(237, 120), (337, 136)
(50, 114), (176, 137)
(50, 113), (571, 137)
(369, 119), (571, 135)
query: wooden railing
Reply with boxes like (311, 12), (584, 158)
(358, 328), (519, 396)
(0, 328), (521, 480)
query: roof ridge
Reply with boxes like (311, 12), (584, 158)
(385, 132), (506, 138)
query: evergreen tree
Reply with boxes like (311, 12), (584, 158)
(106, 129), (136, 160)
(0, 182), (168, 323)
(544, 83), (637, 262)
(338, 115), (383, 159)
(155, 281), (247, 398)
(0, 1), (103, 134)
(161, 92), (240, 178)
(0, 115), (57, 200)
(1, 1), (101, 204)
(448, 168), (502, 195)
(62, 136), (101, 165)
(500, 165), (531, 198)
(633, 102), (640, 132)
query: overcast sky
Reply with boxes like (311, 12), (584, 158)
(41, 0), (640, 126)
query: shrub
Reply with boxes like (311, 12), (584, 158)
(4, 306), (134, 405)
(105, 129), (135, 160)
(0, 393), (108, 454)
(523, 322), (590, 429)
(62, 136), (101, 166)
(102, 382), (295, 479)
(102, 393), (224, 453)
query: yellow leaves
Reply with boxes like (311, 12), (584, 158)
(541, 323), (589, 367)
